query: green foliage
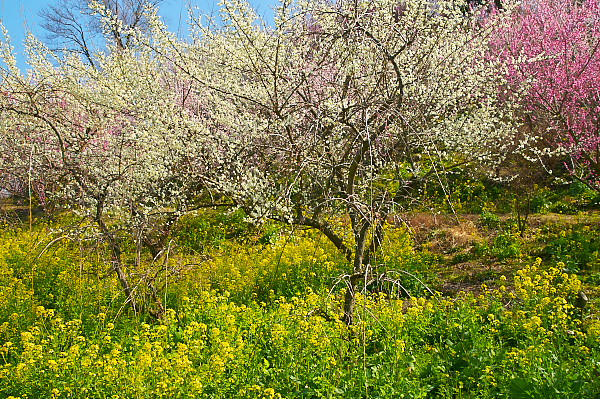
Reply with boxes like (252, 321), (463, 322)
(528, 182), (600, 214)
(420, 168), (509, 214)
(478, 209), (501, 230)
(474, 231), (522, 261)
(491, 232), (522, 260)
(418, 168), (600, 217)
(542, 226), (600, 272)
(173, 209), (253, 253)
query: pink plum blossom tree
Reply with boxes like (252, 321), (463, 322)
(490, 0), (600, 188)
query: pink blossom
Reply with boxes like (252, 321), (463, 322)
(490, 0), (600, 186)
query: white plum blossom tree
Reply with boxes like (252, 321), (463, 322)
(0, 22), (224, 315)
(149, 0), (516, 323)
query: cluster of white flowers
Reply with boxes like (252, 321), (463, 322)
(0, 0), (528, 256)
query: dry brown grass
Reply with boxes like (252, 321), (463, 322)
(403, 213), (484, 254)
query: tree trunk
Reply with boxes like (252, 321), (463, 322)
(106, 232), (139, 314)
(342, 273), (362, 325)
(95, 200), (139, 314)
(342, 221), (370, 325)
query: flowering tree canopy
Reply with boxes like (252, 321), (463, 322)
(1, 0), (515, 321)
(151, 0), (514, 322)
(490, 0), (600, 188)
(0, 24), (221, 314)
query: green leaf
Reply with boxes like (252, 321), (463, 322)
(508, 378), (535, 399)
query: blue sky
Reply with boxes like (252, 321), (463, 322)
(0, 0), (277, 71)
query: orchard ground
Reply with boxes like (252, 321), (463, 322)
(0, 179), (599, 398)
